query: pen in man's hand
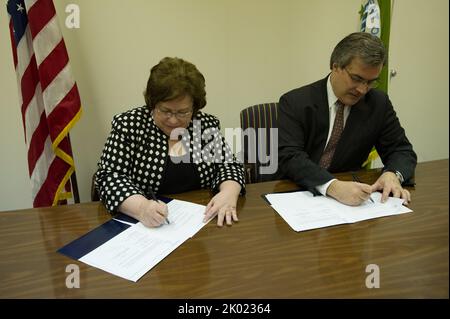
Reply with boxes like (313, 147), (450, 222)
(147, 187), (170, 225)
(352, 173), (375, 203)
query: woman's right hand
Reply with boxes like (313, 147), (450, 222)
(137, 199), (169, 227)
(119, 195), (169, 228)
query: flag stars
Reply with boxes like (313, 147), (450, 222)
(16, 3), (25, 13)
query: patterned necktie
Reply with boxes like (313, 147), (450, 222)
(319, 101), (345, 169)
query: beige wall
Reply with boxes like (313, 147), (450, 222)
(0, 0), (448, 211)
(389, 0), (449, 162)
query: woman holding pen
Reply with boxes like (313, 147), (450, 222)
(95, 57), (245, 228)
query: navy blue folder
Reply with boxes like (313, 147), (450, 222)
(57, 195), (173, 261)
(58, 219), (130, 260)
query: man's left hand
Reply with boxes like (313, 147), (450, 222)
(371, 171), (411, 205)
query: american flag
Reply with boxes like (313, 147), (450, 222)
(7, 0), (82, 207)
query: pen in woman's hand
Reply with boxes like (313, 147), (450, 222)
(147, 187), (170, 225)
(352, 173), (375, 203)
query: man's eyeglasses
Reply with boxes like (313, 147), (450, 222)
(155, 107), (193, 119)
(344, 68), (379, 89)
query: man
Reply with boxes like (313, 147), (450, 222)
(277, 32), (417, 206)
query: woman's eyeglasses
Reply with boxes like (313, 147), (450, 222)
(155, 108), (193, 119)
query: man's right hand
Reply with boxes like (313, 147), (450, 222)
(326, 180), (373, 206)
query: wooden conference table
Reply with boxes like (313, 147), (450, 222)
(0, 160), (448, 298)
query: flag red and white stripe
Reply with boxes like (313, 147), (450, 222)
(7, 0), (82, 207)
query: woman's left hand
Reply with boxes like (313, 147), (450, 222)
(204, 181), (241, 227)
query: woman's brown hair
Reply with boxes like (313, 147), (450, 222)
(144, 57), (207, 114)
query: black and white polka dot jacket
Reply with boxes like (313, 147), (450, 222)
(95, 106), (246, 213)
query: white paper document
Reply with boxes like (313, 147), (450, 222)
(80, 199), (207, 282)
(265, 191), (412, 232)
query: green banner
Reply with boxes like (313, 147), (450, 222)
(359, 0), (391, 168)
(378, 0), (391, 93)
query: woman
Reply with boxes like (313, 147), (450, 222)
(95, 57), (245, 227)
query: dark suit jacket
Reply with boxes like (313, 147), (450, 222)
(277, 76), (417, 192)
